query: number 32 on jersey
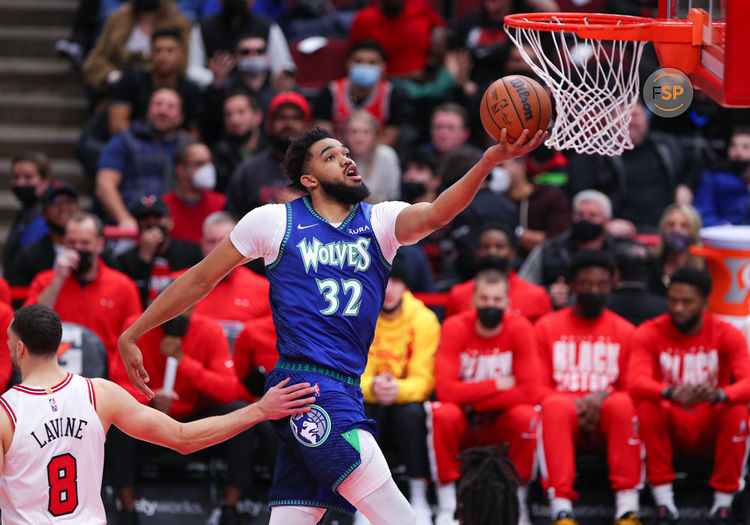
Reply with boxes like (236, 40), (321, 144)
(316, 278), (362, 316)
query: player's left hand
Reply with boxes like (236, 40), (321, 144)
(482, 129), (548, 167)
(118, 330), (154, 400)
(257, 378), (318, 420)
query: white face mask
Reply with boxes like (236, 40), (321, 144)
(489, 167), (511, 194)
(192, 163), (216, 190)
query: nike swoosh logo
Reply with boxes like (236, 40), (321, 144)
(297, 224), (318, 230)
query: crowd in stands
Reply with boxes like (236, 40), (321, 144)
(2, 0), (750, 524)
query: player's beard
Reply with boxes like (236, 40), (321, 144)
(319, 178), (370, 206)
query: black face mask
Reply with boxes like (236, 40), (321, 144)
(571, 220), (604, 243)
(477, 254), (509, 272)
(133, 0), (160, 12)
(318, 178), (371, 206)
(730, 160), (750, 177)
(477, 307), (504, 329)
(401, 181), (427, 202)
(74, 250), (94, 279)
(672, 313), (702, 334)
(381, 298), (402, 314)
(222, 0), (248, 18)
(45, 219), (66, 236)
(662, 230), (693, 254)
(576, 292), (607, 319)
(269, 133), (292, 154)
(162, 315), (190, 336)
(12, 186), (38, 207)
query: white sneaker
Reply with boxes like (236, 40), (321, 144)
(411, 500), (433, 525)
(434, 509), (459, 525)
(352, 511), (372, 525)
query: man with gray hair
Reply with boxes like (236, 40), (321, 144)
(519, 190), (623, 308)
(192, 211), (271, 327)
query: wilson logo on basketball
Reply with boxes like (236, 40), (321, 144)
(508, 77), (534, 121)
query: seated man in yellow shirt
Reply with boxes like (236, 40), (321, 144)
(359, 253), (441, 525)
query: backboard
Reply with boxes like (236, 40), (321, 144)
(661, 0), (750, 106)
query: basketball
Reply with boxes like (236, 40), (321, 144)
(480, 75), (552, 143)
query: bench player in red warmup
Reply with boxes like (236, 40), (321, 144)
(630, 267), (750, 525)
(535, 251), (642, 525)
(0, 305), (316, 524)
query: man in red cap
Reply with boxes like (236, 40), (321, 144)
(224, 91), (311, 219)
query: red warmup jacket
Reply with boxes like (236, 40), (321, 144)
(444, 271), (552, 322)
(233, 315), (280, 386)
(110, 313), (251, 419)
(192, 266), (271, 322)
(435, 310), (542, 411)
(0, 302), (13, 390)
(630, 312), (750, 403)
(535, 307), (635, 398)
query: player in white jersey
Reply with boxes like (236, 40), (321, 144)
(0, 304), (316, 525)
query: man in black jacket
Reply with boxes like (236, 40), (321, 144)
(607, 242), (667, 326)
(112, 195), (202, 308)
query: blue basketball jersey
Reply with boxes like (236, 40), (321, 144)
(265, 196), (391, 377)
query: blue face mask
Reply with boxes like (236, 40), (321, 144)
(349, 64), (381, 88)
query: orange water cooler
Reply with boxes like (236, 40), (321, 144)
(691, 226), (750, 335)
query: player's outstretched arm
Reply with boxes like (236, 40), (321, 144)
(118, 236), (247, 399)
(94, 377), (316, 455)
(394, 129), (547, 245)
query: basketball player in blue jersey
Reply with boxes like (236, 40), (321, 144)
(118, 126), (546, 524)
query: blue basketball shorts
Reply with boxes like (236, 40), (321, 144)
(264, 360), (378, 517)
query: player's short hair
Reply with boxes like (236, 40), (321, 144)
(432, 102), (471, 129)
(669, 267), (712, 297)
(568, 250), (616, 281)
(68, 211), (104, 238)
(348, 39), (385, 61)
(11, 305), (63, 356)
(151, 27), (183, 48)
(572, 189), (612, 219)
(282, 127), (335, 191)
(479, 223), (518, 250)
(474, 268), (508, 290)
(456, 446), (521, 525)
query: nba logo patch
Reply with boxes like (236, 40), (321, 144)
(290, 404), (331, 447)
(49, 398), (58, 412)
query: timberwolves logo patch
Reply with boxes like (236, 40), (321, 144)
(290, 404), (330, 447)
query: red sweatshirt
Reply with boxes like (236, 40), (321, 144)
(535, 307), (635, 398)
(110, 313), (251, 419)
(192, 266), (272, 322)
(233, 315), (280, 385)
(444, 271), (552, 323)
(630, 312), (750, 403)
(435, 310), (541, 411)
(0, 302), (13, 389)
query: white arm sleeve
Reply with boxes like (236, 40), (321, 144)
(229, 204), (287, 264)
(371, 201), (410, 264)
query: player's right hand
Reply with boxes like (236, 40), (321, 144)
(257, 378), (317, 420)
(118, 331), (154, 400)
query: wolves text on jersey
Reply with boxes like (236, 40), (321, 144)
(297, 237), (371, 274)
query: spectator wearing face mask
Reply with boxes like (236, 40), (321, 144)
(113, 195), (203, 308)
(313, 40), (408, 147)
(4, 152), (53, 272)
(163, 143), (226, 243)
(25, 213), (142, 372)
(201, 33), (276, 145)
(210, 91), (266, 192)
(649, 204), (704, 297)
(519, 190), (624, 309)
(6, 183), (81, 288)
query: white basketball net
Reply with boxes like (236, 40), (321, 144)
(505, 17), (647, 156)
